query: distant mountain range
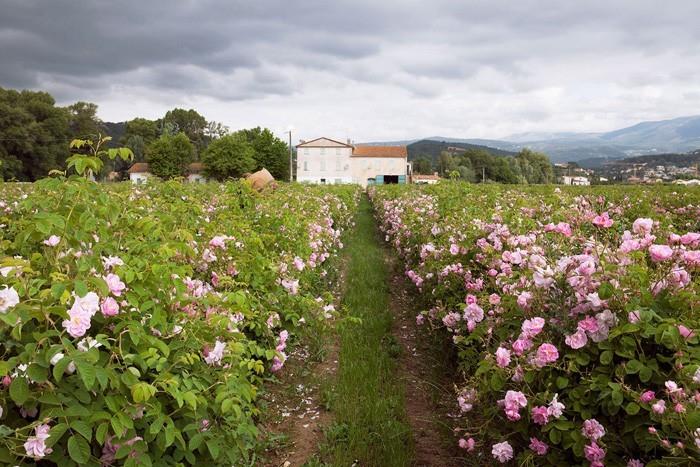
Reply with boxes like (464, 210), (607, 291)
(364, 115), (700, 168)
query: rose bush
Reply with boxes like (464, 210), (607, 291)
(0, 176), (359, 465)
(371, 182), (700, 466)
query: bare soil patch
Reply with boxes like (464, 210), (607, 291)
(386, 254), (464, 467)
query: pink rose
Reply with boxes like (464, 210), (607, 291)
(582, 418), (605, 440)
(104, 273), (126, 296)
(535, 343), (559, 367)
(531, 406), (549, 425)
(639, 390), (655, 403)
(529, 437), (548, 455)
(649, 244), (673, 262)
(678, 325), (695, 340)
(100, 297), (120, 317)
(565, 330), (588, 349)
(491, 441), (513, 463)
(495, 347), (511, 368)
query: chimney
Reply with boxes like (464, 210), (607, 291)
(347, 138), (352, 145)
(299, 139), (306, 144)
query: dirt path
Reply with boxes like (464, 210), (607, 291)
(386, 253), (464, 467)
(260, 256), (349, 467)
(260, 341), (337, 467)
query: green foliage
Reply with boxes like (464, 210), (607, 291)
(412, 157), (433, 175)
(146, 133), (194, 179)
(162, 109), (208, 153)
(66, 135), (134, 179)
(67, 102), (104, 139)
(238, 127), (290, 180)
(371, 183), (700, 465)
(0, 86), (70, 181)
(201, 133), (256, 180)
(0, 178), (360, 465)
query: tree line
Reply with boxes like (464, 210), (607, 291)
(413, 148), (554, 184)
(0, 86), (291, 181)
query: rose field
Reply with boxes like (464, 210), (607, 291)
(0, 177), (359, 465)
(371, 183), (700, 466)
(2, 178), (700, 466)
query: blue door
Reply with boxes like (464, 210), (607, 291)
(376, 175), (384, 185)
(398, 175), (406, 184)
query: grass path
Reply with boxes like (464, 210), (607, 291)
(327, 196), (413, 466)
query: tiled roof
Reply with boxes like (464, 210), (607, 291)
(127, 162), (150, 174)
(296, 137), (353, 148)
(413, 174), (440, 180)
(127, 162), (204, 174)
(351, 145), (407, 158)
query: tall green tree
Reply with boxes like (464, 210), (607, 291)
(238, 127), (289, 179)
(412, 157), (433, 174)
(0, 87), (70, 181)
(67, 101), (103, 139)
(202, 133), (256, 180)
(162, 108), (208, 153)
(121, 118), (160, 162)
(145, 133), (194, 179)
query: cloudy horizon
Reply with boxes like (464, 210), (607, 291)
(1, 0), (699, 142)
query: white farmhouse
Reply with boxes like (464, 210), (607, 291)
(296, 137), (354, 184)
(127, 162), (209, 184)
(128, 163), (153, 184)
(562, 175), (590, 186)
(296, 137), (410, 187)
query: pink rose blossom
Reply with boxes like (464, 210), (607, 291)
(649, 244), (674, 262)
(531, 406), (549, 425)
(104, 273), (126, 296)
(491, 441), (513, 463)
(565, 329), (588, 349)
(592, 212), (613, 228)
(203, 340), (226, 366)
(529, 437), (548, 455)
(43, 235), (60, 247)
(534, 343), (559, 367)
(100, 297), (120, 317)
(678, 325), (695, 339)
(633, 218), (653, 235)
(458, 437), (475, 451)
(495, 347), (511, 367)
(651, 399), (666, 414)
(582, 418), (606, 440)
(547, 394), (565, 418)
(521, 317), (545, 337)
(584, 442), (606, 465)
(639, 391), (655, 403)
(24, 424), (52, 459)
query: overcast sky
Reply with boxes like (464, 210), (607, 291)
(1, 0), (699, 142)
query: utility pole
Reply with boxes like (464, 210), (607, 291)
(482, 167), (485, 183)
(286, 128), (293, 182)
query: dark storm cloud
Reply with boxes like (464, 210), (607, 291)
(0, 0), (699, 138)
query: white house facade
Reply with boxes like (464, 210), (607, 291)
(296, 137), (409, 187)
(127, 162), (209, 184)
(562, 175), (591, 186)
(296, 137), (354, 184)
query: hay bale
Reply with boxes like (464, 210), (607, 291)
(246, 168), (276, 191)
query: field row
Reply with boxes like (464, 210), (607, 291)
(371, 183), (700, 466)
(0, 178), (359, 465)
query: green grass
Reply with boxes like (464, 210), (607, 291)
(326, 196), (412, 466)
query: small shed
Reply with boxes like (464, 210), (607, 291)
(128, 163), (152, 184)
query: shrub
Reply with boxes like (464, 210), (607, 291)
(0, 177), (359, 465)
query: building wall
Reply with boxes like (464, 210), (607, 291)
(350, 157), (407, 187)
(296, 146), (353, 184)
(130, 173), (152, 184)
(187, 174), (207, 183)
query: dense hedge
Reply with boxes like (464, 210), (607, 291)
(371, 182), (700, 466)
(0, 178), (359, 465)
